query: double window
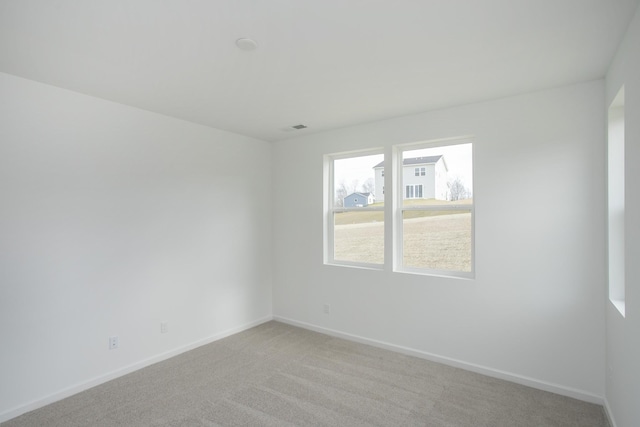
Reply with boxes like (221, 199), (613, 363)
(325, 138), (474, 278)
(405, 184), (423, 199)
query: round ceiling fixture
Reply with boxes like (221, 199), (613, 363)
(236, 38), (258, 51)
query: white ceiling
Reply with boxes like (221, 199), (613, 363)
(1, 0), (638, 142)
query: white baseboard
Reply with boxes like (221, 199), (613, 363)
(603, 398), (618, 427)
(274, 316), (605, 406)
(0, 315), (273, 424)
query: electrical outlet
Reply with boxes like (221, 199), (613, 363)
(323, 304), (331, 314)
(109, 336), (119, 350)
(161, 322), (168, 334)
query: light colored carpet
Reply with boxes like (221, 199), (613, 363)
(3, 321), (608, 426)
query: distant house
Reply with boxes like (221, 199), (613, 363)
(343, 192), (374, 207)
(373, 155), (448, 202)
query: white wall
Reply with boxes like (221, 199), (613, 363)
(0, 72), (273, 421)
(605, 5), (640, 427)
(435, 158), (448, 200)
(273, 80), (606, 401)
(403, 164), (436, 199)
(374, 168), (384, 202)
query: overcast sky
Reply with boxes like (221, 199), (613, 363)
(334, 143), (473, 194)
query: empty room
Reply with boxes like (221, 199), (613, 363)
(1, 1), (639, 426)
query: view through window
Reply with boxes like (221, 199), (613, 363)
(330, 152), (384, 265)
(608, 87), (625, 316)
(325, 139), (473, 277)
(399, 142), (473, 274)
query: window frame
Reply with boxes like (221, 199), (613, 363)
(324, 149), (385, 269)
(323, 137), (475, 279)
(607, 86), (625, 317)
(394, 137), (475, 279)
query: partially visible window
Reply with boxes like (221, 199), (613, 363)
(325, 151), (384, 267)
(608, 87), (625, 317)
(397, 139), (474, 276)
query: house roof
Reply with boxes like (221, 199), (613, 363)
(373, 155), (443, 168)
(345, 192), (372, 198)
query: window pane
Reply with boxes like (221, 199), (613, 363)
(334, 153), (384, 207)
(334, 211), (384, 264)
(402, 144), (472, 207)
(608, 87), (625, 316)
(403, 210), (471, 272)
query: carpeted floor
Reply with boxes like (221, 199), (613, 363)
(3, 321), (608, 426)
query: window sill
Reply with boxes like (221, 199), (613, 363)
(324, 261), (384, 271)
(610, 299), (626, 318)
(395, 267), (474, 280)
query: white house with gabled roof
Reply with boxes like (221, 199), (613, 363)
(372, 155), (448, 203)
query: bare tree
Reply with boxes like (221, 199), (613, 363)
(361, 177), (374, 194)
(335, 180), (348, 207)
(448, 177), (471, 201)
(351, 179), (360, 195)
(335, 179), (359, 207)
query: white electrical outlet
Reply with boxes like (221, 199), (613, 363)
(323, 304), (331, 314)
(109, 336), (119, 350)
(161, 322), (168, 334)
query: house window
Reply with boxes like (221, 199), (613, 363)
(405, 184), (423, 198)
(608, 87), (625, 317)
(324, 150), (384, 267)
(397, 139), (474, 277)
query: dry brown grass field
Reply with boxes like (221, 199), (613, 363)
(402, 213), (472, 271)
(334, 200), (472, 271)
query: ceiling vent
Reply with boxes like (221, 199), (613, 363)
(280, 124), (309, 133)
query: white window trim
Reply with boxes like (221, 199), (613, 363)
(323, 137), (475, 280)
(324, 149), (385, 269)
(394, 137), (475, 279)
